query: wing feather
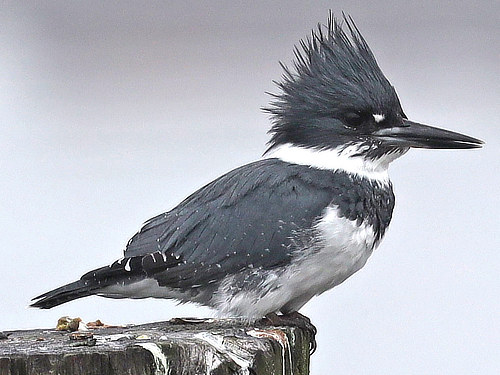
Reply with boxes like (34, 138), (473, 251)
(124, 159), (337, 288)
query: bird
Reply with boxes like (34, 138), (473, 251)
(31, 14), (483, 326)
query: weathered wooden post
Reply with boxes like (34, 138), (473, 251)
(0, 318), (313, 375)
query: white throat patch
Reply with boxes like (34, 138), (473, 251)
(264, 143), (404, 183)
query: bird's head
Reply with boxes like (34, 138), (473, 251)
(264, 13), (483, 174)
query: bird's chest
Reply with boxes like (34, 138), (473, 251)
(287, 205), (379, 295)
(282, 174), (394, 295)
(317, 205), (378, 273)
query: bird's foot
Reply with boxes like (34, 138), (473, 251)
(258, 311), (317, 354)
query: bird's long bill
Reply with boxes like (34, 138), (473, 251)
(373, 120), (484, 149)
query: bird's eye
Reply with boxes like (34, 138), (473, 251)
(343, 111), (366, 128)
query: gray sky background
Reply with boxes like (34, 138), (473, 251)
(1, 1), (499, 374)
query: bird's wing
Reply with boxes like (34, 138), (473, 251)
(123, 159), (337, 288)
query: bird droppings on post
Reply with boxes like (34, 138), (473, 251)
(247, 328), (293, 374)
(136, 342), (169, 375)
(95, 333), (134, 343)
(193, 332), (258, 374)
(0, 319), (312, 375)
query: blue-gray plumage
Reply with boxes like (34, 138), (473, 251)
(31, 13), (482, 323)
(125, 160), (394, 288)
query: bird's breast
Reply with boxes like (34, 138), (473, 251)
(286, 205), (379, 296)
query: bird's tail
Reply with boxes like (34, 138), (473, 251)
(31, 249), (184, 308)
(30, 255), (151, 309)
(30, 279), (98, 309)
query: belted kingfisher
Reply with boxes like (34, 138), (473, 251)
(31, 14), (482, 324)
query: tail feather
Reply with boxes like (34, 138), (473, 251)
(30, 256), (148, 309)
(30, 280), (97, 309)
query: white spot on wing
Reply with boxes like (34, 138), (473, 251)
(373, 113), (385, 123)
(124, 259), (131, 272)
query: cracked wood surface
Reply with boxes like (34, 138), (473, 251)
(0, 318), (312, 375)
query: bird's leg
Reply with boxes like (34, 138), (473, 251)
(258, 311), (317, 354)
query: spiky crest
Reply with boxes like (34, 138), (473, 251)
(265, 12), (403, 151)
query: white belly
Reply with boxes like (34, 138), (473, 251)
(283, 205), (378, 304)
(216, 205), (379, 320)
